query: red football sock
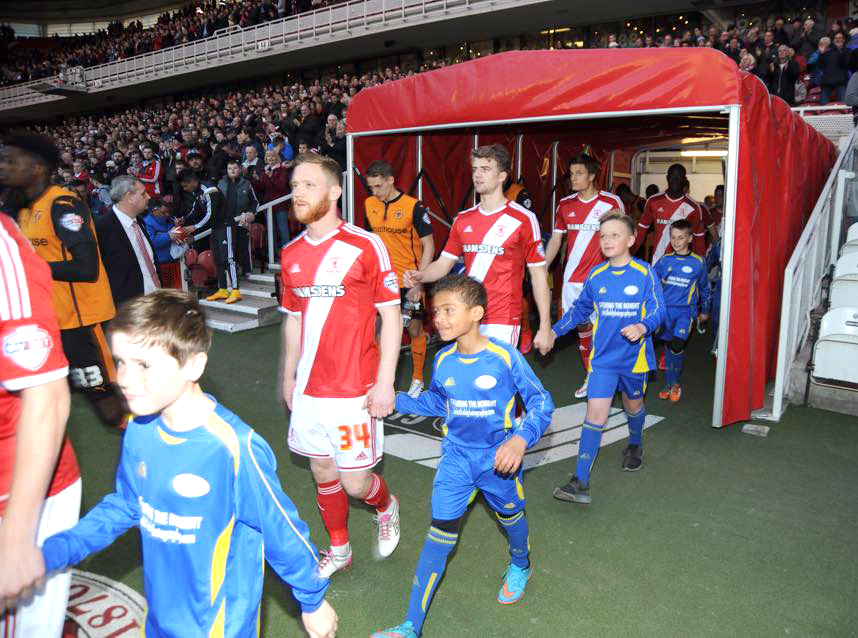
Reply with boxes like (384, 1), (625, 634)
(316, 480), (349, 546)
(362, 473), (391, 512)
(577, 324), (593, 372)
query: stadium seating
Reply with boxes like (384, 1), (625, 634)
(840, 221), (858, 256)
(812, 306), (858, 386)
(829, 252), (858, 309)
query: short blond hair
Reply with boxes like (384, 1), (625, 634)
(110, 289), (211, 366)
(293, 152), (342, 186)
(599, 210), (636, 235)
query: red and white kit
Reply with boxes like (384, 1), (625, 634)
(553, 190), (624, 312)
(139, 157), (164, 197)
(0, 214), (81, 638)
(637, 192), (706, 263)
(280, 222), (399, 469)
(441, 200), (545, 343)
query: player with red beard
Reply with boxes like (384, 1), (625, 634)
(279, 154), (402, 578)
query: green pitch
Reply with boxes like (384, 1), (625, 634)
(68, 325), (858, 637)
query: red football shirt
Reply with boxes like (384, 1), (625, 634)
(0, 215), (79, 517)
(280, 222), (400, 398)
(635, 192), (706, 263)
(441, 200), (545, 326)
(553, 191), (624, 284)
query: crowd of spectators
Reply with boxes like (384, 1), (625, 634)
(8, 64), (436, 257)
(1, 0), (346, 87)
(601, 15), (858, 106)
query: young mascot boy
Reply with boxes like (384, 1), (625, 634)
(652, 219), (711, 402)
(372, 274), (554, 638)
(545, 212), (665, 504)
(39, 290), (339, 638)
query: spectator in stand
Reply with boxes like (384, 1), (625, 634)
(815, 34), (849, 103)
(792, 18), (820, 59)
(143, 203), (186, 287)
(242, 144), (261, 179)
(772, 17), (790, 46)
(769, 45), (801, 106)
(254, 149), (292, 248)
(322, 118), (346, 169)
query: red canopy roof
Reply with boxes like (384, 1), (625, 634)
(348, 49), (744, 134)
(347, 49), (837, 426)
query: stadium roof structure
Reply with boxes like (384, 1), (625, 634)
(346, 48), (836, 427)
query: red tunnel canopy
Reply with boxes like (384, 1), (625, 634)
(347, 49), (836, 426)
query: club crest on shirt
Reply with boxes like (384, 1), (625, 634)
(495, 225), (506, 237)
(394, 210), (403, 219)
(3, 325), (52, 371)
(326, 255), (342, 273)
(474, 375), (497, 390)
(623, 285), (639, 296)
(682, 265), (694, 273)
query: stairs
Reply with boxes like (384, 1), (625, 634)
(199, 272), (280, 332)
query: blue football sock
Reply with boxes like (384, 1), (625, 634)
(664, 348), (679, 386)
(627, 408), (645, 447)
(576, 420), (605, 485)
(405, 526), (458, 634)
(496, 510), (530, 569)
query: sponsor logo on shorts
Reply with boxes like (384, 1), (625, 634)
(384, 272), (399, 294)
(292, 285), (345, 298)
(59, 213), (85, 232)
(64, 570), (146, 637)
(474, 375), (497, 390)
(463, 244), (504, 255)
(355, 451), (368, 461)
(3, 325), (52, 371)
(623, 285), (639, 296)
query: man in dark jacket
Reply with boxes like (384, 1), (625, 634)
(214, 160), (259, 301)
(769, 45), (801, 106)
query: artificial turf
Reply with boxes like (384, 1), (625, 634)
(67, 324), (858, 637)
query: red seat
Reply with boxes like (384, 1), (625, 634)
(197, 250), (216, 279)
(184, 248), (198, 267)
(188, 264), (209, 288)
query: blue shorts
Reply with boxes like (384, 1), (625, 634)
(588, 369), (648, 400)
(663, 309), (695, 341)
(431, 439), (526, 520)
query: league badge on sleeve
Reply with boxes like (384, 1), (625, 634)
(3, 324), (52, 371)
(384, 272), (399, 294)
(59, 212), (85, 232)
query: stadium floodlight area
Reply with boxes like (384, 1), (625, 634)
(344, 48), (836, 428)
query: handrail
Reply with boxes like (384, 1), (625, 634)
(0, 0), (488, 109)
(765, 127), (857, 421)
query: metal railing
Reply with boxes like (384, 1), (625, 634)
(0, 0), (503, 110)
(178, 170), (349, 290)
(765, 127), (857, 421)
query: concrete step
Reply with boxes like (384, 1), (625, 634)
(246, 272), (277, 285)
(238, 280), (277, 299)
(200, 294), (277, 316)
(201, 305), (261, 333)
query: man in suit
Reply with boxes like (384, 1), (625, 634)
(96, 175), (161, 309)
